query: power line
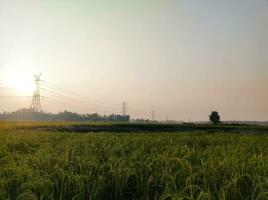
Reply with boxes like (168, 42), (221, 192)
(41, 87), (120, 113)
(41, 86), (121, 114)
(42, 80), (121, 107)
(43, 94), (121, 114)
(42, 86), (120, 110)
(1, 76), (158, 117)
(0, 96), (32, 98)
(42, 81), (157, 117)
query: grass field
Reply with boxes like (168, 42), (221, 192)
(0, 122), (268, 199)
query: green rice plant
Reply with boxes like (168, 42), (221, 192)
(0, 128), (267, 199)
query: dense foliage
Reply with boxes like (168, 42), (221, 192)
(209, 111), (221, 124)
(0, 129), (267, 199)
(0, 109), (130, 122)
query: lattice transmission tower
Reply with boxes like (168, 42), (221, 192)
(30, 74), (42, 112)
(122, 102), (127, 116)
(152, 110), (155, 121)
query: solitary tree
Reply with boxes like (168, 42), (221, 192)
(209, 111), (220, 124)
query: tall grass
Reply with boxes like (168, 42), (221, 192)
(0, 130), (267, 199)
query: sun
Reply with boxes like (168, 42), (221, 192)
(4, 73), (35, 95)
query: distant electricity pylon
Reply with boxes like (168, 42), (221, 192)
(166, 115), (169, 123)
(152, 110), (155, 121)
(122, 102), (127, 116)
(30, 74), (42, 112)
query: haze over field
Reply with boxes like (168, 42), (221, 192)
(0, 0), (267, 121)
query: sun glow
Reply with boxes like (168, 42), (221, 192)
(4, 73), (35, 95)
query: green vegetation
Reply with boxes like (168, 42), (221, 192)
(209, 111), (221, 124)
(0, 124), (268, 199)
(1, 121), (268, 133)
(0, 109), (130, 122)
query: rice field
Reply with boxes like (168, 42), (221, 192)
(0, 125), (268, 199)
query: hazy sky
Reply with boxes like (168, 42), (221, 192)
(0, 0), (267, 121)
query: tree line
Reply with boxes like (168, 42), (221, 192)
(0, 109), (130, 122)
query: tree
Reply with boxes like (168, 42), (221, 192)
(209, 111), (220, 124)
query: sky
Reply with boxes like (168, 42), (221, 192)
(0, 0), (267, 121)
